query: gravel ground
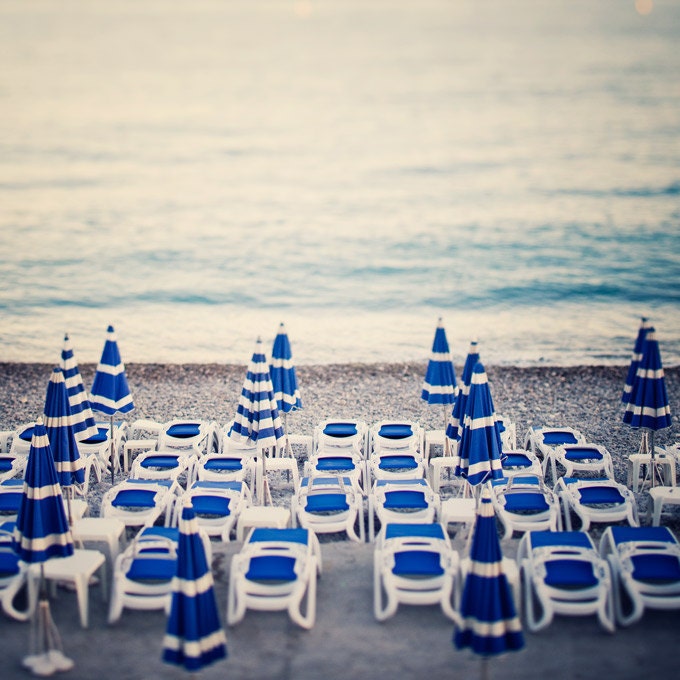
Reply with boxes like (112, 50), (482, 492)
(2, 361), (679, 533)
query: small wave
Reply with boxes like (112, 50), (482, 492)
(554, 181), (680, 198)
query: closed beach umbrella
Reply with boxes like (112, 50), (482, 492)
(14, 418), (75, 675)
(454, 362), (504, 488)
(454, 488), (524, 676)
(90, 325), (134, 484)
(623, 327), (672, 487)
(270, 323), (302, 414)
(270, 323), (302, 458)
(621, 317), (651, 405)
(446, 339), (480, 448)
(61, 333), (98, 442)
(230, 337), (285, 503)
(43, 367), (84, 521)
(421, 318), (457, 416)
(162, 498), (227, 673)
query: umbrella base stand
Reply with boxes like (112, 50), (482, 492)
(23, 599), (74, 676)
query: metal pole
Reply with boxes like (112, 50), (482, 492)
(109, 414), (115, 486)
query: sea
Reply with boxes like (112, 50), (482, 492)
(1, 0), (679, 368)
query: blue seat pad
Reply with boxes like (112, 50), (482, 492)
(0, 551), (20, 577)
(610, 526), (676, 546)
(385, 523), (446, 540)
(81, 428), (108, 444)
(530, 531), (593, 550)
(127, 558), (177, 581)
(631, 554), (680, 582)
(111, 489), (158, 508)
(191, 495), (231, 516)
(378, 455), (418, 470)
(204, 458), (243, 471)
(542, 431), (579, 445)
(315, 457), (356, 471)
(0, 493), (22, 512)
(544, 559), (598, 589)
(166, 423), (201, 438)
(18, 427), (35, 442)
(0, 459), (15, 472)
(305, 493), (350, 513)
(383, 490), (428, 510)
(378, 424), (413, 439)
(501, 453), (531, 468)
(503, 492), (550, 513)
(392, 550), (444, 577)
(563, 447), (603, 461)
(139, 526), (179, 543)
(246, 555), (297, 582)
(140, 455), (181, 469)
(250, 528), (309, 545)
(323, 423), (357, 438)
(192, 480), (242, 491)
(577, 486), (625, 506)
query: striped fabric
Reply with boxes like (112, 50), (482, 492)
(61, 333), (98, 441)
(621, 317), (651, 405)
(162, 499), (227, 672)
(454, 363), (504, 486)
(446, 339), (480, 443)
(623, 328), (672, 431)
(270, 323), (302, 413)
(43, 367), (85, 488)
(90, 325), (134, 415)
(230, 337), (285, 449)
(421, 317), (457, 405)
(13, 419), (74, 564)
(454, 489), (524, 656)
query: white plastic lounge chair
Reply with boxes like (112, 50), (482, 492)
(554, 477), (639, 532)
(517, 530), (615, 633)
(77, 421), (128, 482)
(227, 527), (321, 630)
(548, 443), (615, 483)
(369, 421), (425, 458)
(157, 419), (219, 456)
(291, 475), (365, 543)
(0, 524), (31, 622)
(312, 420), (369, 458)
(523, 426), (586, 482)
(100, 479), (178, 529)
(500, 450), (543, 480)
(496, 414), (517, 450)
(599, 525), (680, 626)
(491, 475), (561, 539)
(0, 480), (25, 523)
(0, 453), (25, 483)
(189, 450), (257, 489)
(373, 522), (460, 623)
(304, 442), (366, 491)
(368, 479), (440, 543)
(121, 419), (161, 472)
(129, 449), (194, 485)
(172, 480), (252, 542)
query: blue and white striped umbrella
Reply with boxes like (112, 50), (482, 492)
(43, 367), (85, 490)
(61, 333), (98, 442)
(13, 419), (74, 564)
(230, 337), (285, 450)
(270, 323), (302, 414)
(421, 317), (457, 406)
(90, 325), (135, 416)
(623, 327), (672, 432)
(162, 499), (227, 672)
(454, 362), (504, 487)
(454, 488), (524, 657)
(446, 339), (480, 445)
(622, 317), (651, 405)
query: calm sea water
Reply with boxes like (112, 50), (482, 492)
(1, 0), (679, 367)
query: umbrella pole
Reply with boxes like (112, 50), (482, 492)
(109, 414), (115, 486)
(480, 657), (490, 680)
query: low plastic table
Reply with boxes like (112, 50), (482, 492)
(71, 517), (125, 572)
(236, 506), (291, 541)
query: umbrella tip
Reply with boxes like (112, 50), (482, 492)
(107, 324), (115, 332)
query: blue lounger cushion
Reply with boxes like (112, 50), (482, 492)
(305, 493), (350, 513)
(384, 523), (446, 540)
(315, 457), (356, 471)
(0, 458), (16, 472)
(191, 495), (231, 517)
(501, 453), (532, 468)
(0, 493), (22, 512)
(140, 455), (181, 469)
(81, 428), (108, 444)
(111, 489), (158, 509)
(192, 480), (243, 491)
(127, 558), (176, 581)
(204, 459), (243, 472)
(250, 528), (309, 545)
(392, 550), (444, 577)
(563, 447), (603, 460)
(18, 427), (35, 442)
(378, 424), (413, 439)
(610, 526), (676, 545)
(630, 554), (680, 582)
(0, 551), (20, 577)
(541, 431), (579, 445)
(378, 455), (418, 471)
(246, 555), (297, 582)
(503, 492), (550, 513)
(139, 526), (179, 543)
(576, 486), (626, 506)
(323, 423), (358, 437)
(383, 490), (429, 510)
(529, 530), (593, 550)
(166, 423), (202, 438)
(544, 559), (599, 589)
